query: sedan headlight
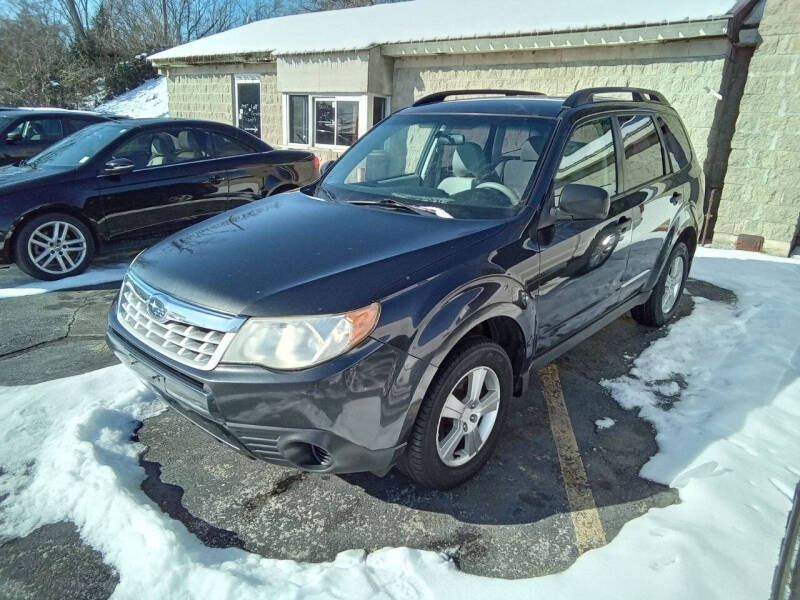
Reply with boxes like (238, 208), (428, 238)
(223, 303), (380, 370)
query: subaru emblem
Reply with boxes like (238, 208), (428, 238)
(146, 294), (168, 323)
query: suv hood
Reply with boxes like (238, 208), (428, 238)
(131, 191), (504, 317)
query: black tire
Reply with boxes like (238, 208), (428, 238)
(402, 337), (513, 489)
(14, 213), (95, 281)
(631, 241), (689, 327)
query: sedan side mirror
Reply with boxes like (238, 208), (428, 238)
(102, 158), (135, 176)
(319, 160), (336, 178)
(554, 183), (610, 220)
(5, 132), (21, 144)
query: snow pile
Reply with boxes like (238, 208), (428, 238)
(0, 247), (798, 599)
(594, 417), (615, 430)
(0, 262), (128, 298)
(95, 77), (167, 118)
(150, 0), (737, 61)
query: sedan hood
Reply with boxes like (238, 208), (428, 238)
(0, 164), (73, 192)
(131, 191), (504, 317)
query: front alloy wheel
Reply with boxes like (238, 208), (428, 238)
(14, 213), (95, 280)
(402, 337), (512, 489)
(436, 366), (501, 467)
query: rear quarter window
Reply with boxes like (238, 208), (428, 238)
(657, 114), (692, 171)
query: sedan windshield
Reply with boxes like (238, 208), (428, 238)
(26, 122), (129, 168)
(322, 113), (555, 219)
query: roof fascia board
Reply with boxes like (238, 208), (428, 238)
(151, 52), (274, 67)
(381, 18), (731, 57)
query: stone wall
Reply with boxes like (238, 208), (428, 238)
(166, 62), (282, 146)
(393, 39), (732, 186)
(715, 0), (800, 256)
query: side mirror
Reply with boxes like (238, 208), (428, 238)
(102, 158), (135, 176)
(319, 160), (335, 178)
(555, 183), (610, 220)
(5, 132), (21, 143)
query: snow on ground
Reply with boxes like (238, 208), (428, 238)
(0, 263), (128, 298)
(594, 417), (616, 430)
(150, 0), (738, 60)
(0, 247), (798, 599)
(95, 77), (167, 118)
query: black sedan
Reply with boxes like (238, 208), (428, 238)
(0, 118), (318, 279)
(0, 109), (110, 167)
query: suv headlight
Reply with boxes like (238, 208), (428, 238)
(223, 303), (380, 370)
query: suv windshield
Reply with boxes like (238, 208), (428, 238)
(322, 113), (555, 219)
(26, 122), (129, 168)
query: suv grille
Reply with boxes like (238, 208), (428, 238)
(116, 274), (244, 371)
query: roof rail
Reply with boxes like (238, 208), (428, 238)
(562, 87), (669, 108)
(412, 89), (545, 107)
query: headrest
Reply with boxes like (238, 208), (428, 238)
(178, 130), (199, 149)
(520, 139), (540, 162)
(452, 142), (486, 177)
(151, 134), (175, 155)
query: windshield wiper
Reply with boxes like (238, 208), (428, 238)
(346, 198), (435, 217)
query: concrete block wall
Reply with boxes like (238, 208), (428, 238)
(166, 62), (282, 146)
(392, 39), (732, 183)
(715, 0), (800, 256)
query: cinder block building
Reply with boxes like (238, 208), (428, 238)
(150, 0), (799, 256)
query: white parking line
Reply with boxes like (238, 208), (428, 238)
(537, 363), (608, 554)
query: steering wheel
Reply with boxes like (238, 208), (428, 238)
(476, 182), (520, 205)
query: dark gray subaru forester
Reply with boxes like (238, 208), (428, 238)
(108, 87), (703, 489)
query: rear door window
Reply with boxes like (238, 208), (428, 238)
(618, 115), (665, 190)
(209, 132), (257, 157)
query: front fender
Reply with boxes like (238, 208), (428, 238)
(374, 272), (536, 447)
(413, 277), (534, 367)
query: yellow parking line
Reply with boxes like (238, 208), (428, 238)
(537, 363), (608, 554)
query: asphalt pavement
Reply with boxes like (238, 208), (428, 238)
(0, 261), (735, 598)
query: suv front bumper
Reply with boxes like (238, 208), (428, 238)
(107, 307), (429, 475)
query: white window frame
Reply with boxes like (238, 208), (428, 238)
(282, 93), (390, 151)
(368, 93), (391, 128)
(234, 74), (262, 138)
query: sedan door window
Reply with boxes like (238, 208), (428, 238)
(11, 118), (63, 142)
(209, 132), (258, 158)
(112, 128), (215, 169)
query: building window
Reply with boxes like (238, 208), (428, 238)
(314, 98), (359, 147)
(288, 95), (309, 144)
(285, 94), (384, 149)
(372, 96), (388, 126)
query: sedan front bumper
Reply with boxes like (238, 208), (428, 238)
(107, 308), (428, 475)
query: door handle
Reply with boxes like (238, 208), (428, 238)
(617, 216), (632, 233)
(670, 191), (682, 205)
(206, 175), (225, 184)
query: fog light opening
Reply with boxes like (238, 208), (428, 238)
(311, 445), (333, 468)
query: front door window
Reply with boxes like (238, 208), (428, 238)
(236, 81), (261, 138)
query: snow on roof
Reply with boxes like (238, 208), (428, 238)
(150, 0), (738, 62)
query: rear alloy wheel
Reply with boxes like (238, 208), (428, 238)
(402, 337), (512, 489)
(631, 241), (689, 327)
(14, 213), (95, 280)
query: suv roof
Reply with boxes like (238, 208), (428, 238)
(404, 86), (672, 118)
